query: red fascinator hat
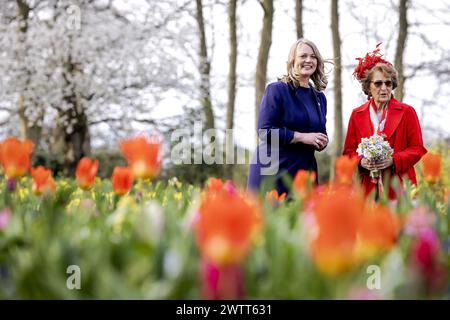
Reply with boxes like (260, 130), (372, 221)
(353, 43), (392, 81)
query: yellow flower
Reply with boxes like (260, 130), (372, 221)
(18, 187), (29, 200)
(66, 198), (81, 214)
(117, 195), (136, 208)
(174, 192), (183, 201)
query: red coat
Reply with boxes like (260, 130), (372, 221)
(343, 97), (427, 198)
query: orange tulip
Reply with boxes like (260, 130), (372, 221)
(120, 136), (161, 180)
(265, 189), (286, 203)
(0, 137), (34, 178)
(31, 166), (56, 195)
(111, 166), (134, 196)
(293, 170), (316, 197)
(75, 157), (99, 190)
(207, 177), (224, 193)
(196, 187), (262, 266)
(356, 204), (399, 259)
(421, 152), (441, 184)
(335, 155), (359, 185)
(308, 185), (364, 276)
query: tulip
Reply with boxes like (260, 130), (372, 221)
(0, 208), (12, 230)
(75, 157), (99, 190)
(293, 170), (316, 198)
(404, 206), (437, 237)
(356, 204), (399, 259)
(265, 189), (286, 204)
(411, 228), (440, 277)
(31, 166), (56, 195)
(0, 137), (34, 178)
(6, 177), (16, 193)
(307, 185), (364, 276)
(335, 155), (359, 185)
(207, 177), (224, 193)
(120, 135), (161, 180)
(195, 185), (262, 265)
(196, 188), (262, 266)
(111, 166), (134, 196)
(410, 228), (447, 293)
(195, 185), (262, 299)
(421, 152), (441, 184)
(200, 259), (244, 300)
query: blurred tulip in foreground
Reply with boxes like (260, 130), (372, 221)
(201, 260), (244, 300)
(404, 206), (437, 237)
(307, 185), (364, 276)
(335, 155), (359, 185)
(265, 189), (286, 204)
(410, 228), (447, 293)
(0, 208), (12, 230)
(293, 170), (316, 198)
(195, 187), (262, 266)
(356, 204), (399, 260)
(196, 185), (262, 299)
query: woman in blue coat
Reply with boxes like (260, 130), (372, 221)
(247, 39), (329, 196)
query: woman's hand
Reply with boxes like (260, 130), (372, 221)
(373, 158), (393, 170)
(292, 132), (328, 150)
(360, 158), (393, 171)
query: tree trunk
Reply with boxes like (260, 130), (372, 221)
(295, 0), (303, 39)
(54, 55), (91, 174)
(394, 0), (408, 101)
(15, 0), (43, 145)
(195, 0), (215, 130)
(330, 0), (343, 180)
(225, 0), (238, 179)
(16, 0), (29, 140)
(226, 0), (237, 132)
(255, 0), (273, 131)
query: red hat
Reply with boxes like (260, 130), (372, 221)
(353, 43), (392, 81)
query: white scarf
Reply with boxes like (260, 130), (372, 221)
(369, 101), (388, 135)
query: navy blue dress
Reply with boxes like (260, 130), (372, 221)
(247, 81), (327, 195)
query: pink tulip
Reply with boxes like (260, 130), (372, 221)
(200, 259), (244, 300)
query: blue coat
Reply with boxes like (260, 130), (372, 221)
(247, 81), (327, 195)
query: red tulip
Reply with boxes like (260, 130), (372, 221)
(120, 135), (161, 180)
(111, 166), (134, 196)
(0, 137), (34, 178)
(31, 166), (56, 195)
(335, 155), (359, 185)
(75, 157), (99, 190)
(421, 152), (441, 184)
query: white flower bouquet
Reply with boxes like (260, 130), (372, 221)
(356, 134), (394, 182)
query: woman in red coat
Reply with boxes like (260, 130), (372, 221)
(343, 45), (427, 199)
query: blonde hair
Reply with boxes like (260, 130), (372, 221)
(280, 38), (328, 91)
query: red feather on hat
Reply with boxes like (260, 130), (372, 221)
(353, 43), (392, 81)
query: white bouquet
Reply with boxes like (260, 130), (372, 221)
(356, 134), (393, 182)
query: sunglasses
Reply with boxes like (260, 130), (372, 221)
(371, 80), (393, 88)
